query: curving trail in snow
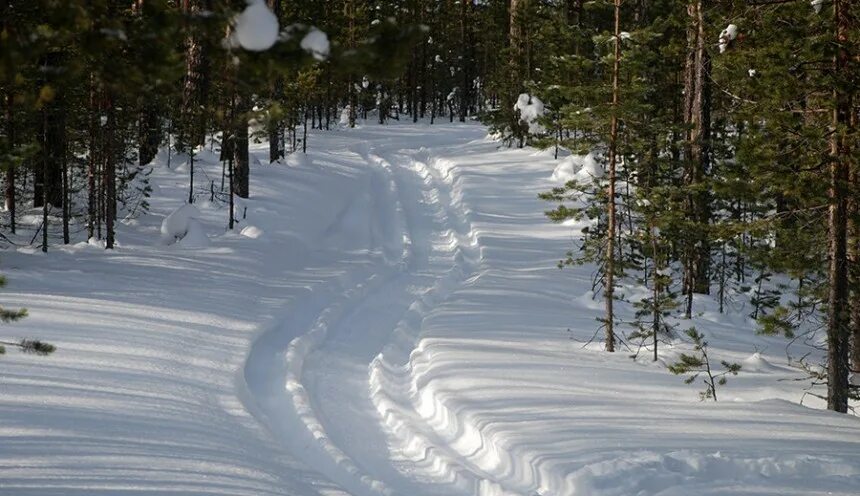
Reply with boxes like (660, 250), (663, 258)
(242, 128), (490, 495)
(242, 124), (860, 496)
(4, 122), (853, 496)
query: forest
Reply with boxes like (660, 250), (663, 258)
(0, 1), (858, 495)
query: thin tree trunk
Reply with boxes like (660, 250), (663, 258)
(302, 106), (308, 154)
(604, 0), (621, 353)
(233, 93), (250, 199)
(459, 0), (469, 122)
(104, 93), (116, 249)
(5, 92), (16, 234)
(62, 133), (69, 245)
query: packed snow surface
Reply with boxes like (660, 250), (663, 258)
(234, 0), (279, 52)
(1, 122), (858, 496)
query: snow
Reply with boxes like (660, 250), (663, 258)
(514, 93), (545, 134)
(160, 203), (205, 244)
(719, 24), (738, 54)
(234, 0), (280, 52)
(812, 0), (823, 13)
(551, 153), (601, 183)
(301, 28), (330, 61)
(1, 122), (858, 496)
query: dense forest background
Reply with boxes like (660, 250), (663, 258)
(0, 0), (857, 413)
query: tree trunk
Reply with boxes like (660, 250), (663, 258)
(4, 92), (16, 234)
(507, 0), (526, 143)
(604, 0), (621, 353)
(179, 0), (210, 151)
(459, 0), (469, 122)
(850, 164), (859, 375)
(232, 93), (250, 199)
(268, 78), (284, 163)
(682, 0), (711, 310)
(87, 77), (99, 240)
(104, 92), (116, 249)
(826, 0), (851, 413)
(35, 52), (64, 209)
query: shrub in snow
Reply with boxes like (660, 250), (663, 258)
(234, 0), (279, 52)
(514, 93), (545, 135)
(718, 24), (738, 54)
(301, 28), (330, 61)
(669, 328), (741, 401)
(161, 204), (208, 246)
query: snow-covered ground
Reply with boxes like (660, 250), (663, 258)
(1, 122), (858, 495)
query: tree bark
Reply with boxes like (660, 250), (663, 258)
(459, 0), (469, 122)
(507, 0), (526, 144)
(232, 93), (250, 199)
(682, 0), (712, 310)
(87, 77), (99, 240)
(35, 51), (64, 209)
(827, 0), (851, 413)
(104, 92), (116, 249)
(4, 91), (16, 234)
(179, 0), (210, 151)
(604, 0), (622, 353)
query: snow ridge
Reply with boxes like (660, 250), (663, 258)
(367, 148), (532, 495)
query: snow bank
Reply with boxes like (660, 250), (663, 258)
(160, 204), (208, 246)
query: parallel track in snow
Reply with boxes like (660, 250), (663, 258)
(242, 136), (504, 496)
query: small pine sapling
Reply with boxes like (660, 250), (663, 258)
(668, 328), (741, 401)
(0, 274), (55, 358)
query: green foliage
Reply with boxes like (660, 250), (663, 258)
(0, 271), (53, 358)
(669, 328), (741, 401)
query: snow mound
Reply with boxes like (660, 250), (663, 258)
(285, 152), (313, 168)
(514, 93), (545, 134)
(179, 219), (211, 247)
(161, 204), (206, 245)
(300, 28), (329, 61)
(743, 352), (779, 373)
(234, 0), (279, 52)
(240, 225), (265, 239)
(551, 153), (600, 183)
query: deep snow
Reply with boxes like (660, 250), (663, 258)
(0, 122), (858, 496)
